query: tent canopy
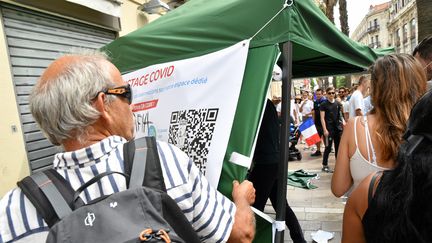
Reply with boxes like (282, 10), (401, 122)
(102, 0), (394, 202)
(104, 0), (392, 77)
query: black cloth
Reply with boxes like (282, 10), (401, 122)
(248, 164), (305, 243)
(362, 172), (429, 243)
(249, 99), (306, 243)
(362, 178), (382, 243)
(252, 99), (280, 165)
(313, 98), (325, 127)
(316, 125), (324, 137)
(322, 130), (341, 166)
(319, 100), (343, 132)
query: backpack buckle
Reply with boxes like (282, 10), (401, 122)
(139, 228), (171, 242)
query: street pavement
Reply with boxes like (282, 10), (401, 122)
(262, 144), (345, 243)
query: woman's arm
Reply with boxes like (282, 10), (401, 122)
(331, 118), (355, 197)
(342, 174), (374, 243)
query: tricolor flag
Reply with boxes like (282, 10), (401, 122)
(299, 118), (321, 146)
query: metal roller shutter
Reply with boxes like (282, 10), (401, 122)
(1, 4), (116, 172)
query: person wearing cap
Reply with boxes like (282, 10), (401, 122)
(293, 95), (302, 125)
(413, 35), (432, 89)
(342, 89), (432, 243)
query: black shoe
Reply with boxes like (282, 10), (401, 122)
(310, 151), (322, 157)
(322, 166), (334, 173)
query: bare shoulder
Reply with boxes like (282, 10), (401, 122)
(347, 173), (380, 218)
(343, 173), (376, 243)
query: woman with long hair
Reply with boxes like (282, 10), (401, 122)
(331, 54), (426, 197)
(343, 90), (432, 242)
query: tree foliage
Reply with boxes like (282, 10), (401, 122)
(338, 0), (349, 36)
(416, 0), (432, 41)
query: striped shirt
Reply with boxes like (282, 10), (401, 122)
(0, 136), (235, 243)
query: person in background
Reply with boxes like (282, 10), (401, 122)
(299, 90), (313, 122)
(319, 87), (343, 173)
(0, 51), (256, 243)
(413, 35), (432, 89)
(338, 86), (350, 122)
(348, 76), (369, 118)
(343, 89), (432, 243)
(311, 89), (325, 157)
(273, 95), (282, 116)
(274, 96), (300, 126)
(363, 90), (373, 115)
(294, 95), (302, 125)
(248, 99), (306, 243)
(299, 90), (314, 147)
(332, 54), (426, 198)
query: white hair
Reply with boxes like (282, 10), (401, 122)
(30, 50), (117, 145)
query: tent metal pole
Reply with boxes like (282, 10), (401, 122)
(275, 41), (293, 243)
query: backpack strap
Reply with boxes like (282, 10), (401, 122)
(17, 169), (84, 227)
(123, 137), (166, 191)
(124, 138), (200, 242)
(367, 171), (383, 205)
(129, 138), (149, 188)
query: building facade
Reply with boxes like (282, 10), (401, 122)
(387, 0), (418, 54)
(351, 2), (391, 49)
(352, 0), (418, 54)
(0, 0), (179, 196)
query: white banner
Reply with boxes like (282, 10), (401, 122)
(123, 40), (250, 187)
(66, 0), (122, 17)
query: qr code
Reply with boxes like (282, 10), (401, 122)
(168, 108), (219, 175)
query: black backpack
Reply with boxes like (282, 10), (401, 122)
(17, 137), (200, 243)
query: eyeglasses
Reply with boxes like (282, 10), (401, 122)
(328, 92), (335, 95)
(100, 84), (132, 104)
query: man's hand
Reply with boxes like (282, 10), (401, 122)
(228, 180), (256, 243)
(324, 129), (329, 137)
(232, 180), (255, 205)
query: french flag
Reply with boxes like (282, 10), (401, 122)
(299, 118), (321, 146)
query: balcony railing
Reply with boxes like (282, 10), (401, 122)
(367, 25), (380, 33)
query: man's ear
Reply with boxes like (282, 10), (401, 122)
(94, 92), (110, 120)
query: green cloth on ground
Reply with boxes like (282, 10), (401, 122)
(288, 169), (318, 189)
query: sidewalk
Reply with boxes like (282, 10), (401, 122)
(262, 144), (345, 243)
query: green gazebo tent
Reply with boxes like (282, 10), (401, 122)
(103, 0), (392, 241)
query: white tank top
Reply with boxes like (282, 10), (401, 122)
(349, 116), (388, 190)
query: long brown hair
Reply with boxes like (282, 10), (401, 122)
(369, 54), (426, 161)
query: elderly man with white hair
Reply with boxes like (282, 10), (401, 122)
(0, 51), (256, 243)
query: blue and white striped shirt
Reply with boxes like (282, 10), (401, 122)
(0, 136), (235, 243)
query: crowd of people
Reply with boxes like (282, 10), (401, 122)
(286, 35), (432, 242)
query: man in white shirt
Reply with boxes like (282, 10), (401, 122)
(338, 87), (350, 122)
(275, 96), (299, 125)
(348, 76), (370, 118)
(363, 95), (373, 114)
(299, 90), (313, 122)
